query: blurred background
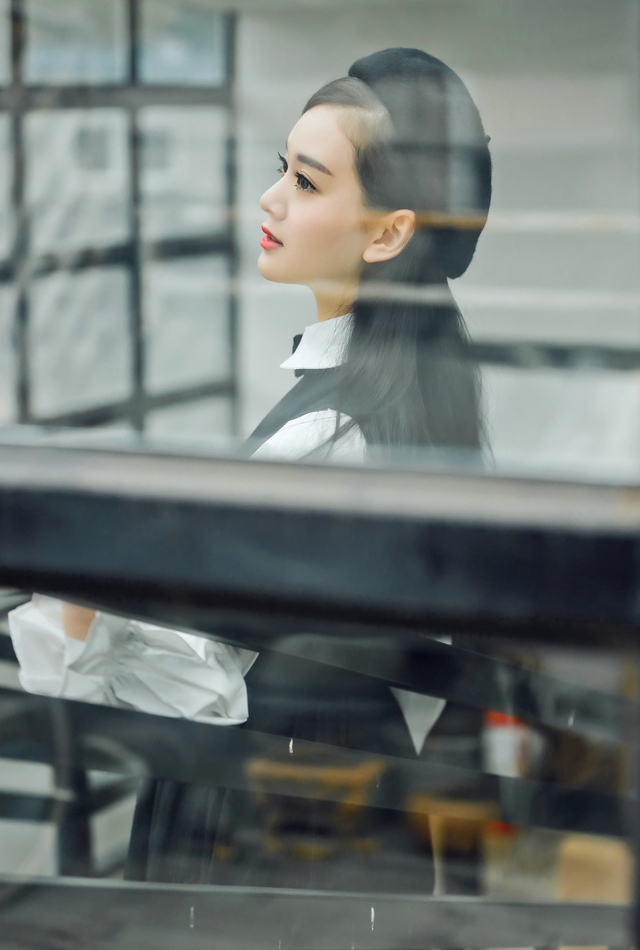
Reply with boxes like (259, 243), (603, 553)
(0, 0), (638, 475)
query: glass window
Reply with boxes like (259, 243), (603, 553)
(1, 3), (640, 947)
(23, 0), (127, 85)
(139, 106), (228, 241)
(0, 0), (10, 85)
(447, 43), (640, 478)
(25, 110), (129, 257)
(483, 365), (640, 475)
(143, 256), (231, 394)
(146, 395), (233, 440)
(139, 0), (226, 85)
(0, 115), (11, 260)
(457, 72), (640, 348)
(29, 266), (131, 417)
(0, 284), (16, 423)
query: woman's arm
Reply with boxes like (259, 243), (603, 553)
(60, 602), (96, 641)
(9, 596), (257, 723)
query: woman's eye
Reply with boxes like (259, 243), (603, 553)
(294, 173), (316, 193)
(275, 152), (315, 192)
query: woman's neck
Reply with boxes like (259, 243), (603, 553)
(313, 282), (356, 322)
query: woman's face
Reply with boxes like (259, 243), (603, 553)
(258, 105), (375, 309)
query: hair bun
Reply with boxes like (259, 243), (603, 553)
(349, 48), (492, 279)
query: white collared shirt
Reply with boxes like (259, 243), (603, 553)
(252, 313), (367, 463)
(280, 312), (352, 371)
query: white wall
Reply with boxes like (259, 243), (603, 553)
(234, 0), (640, 476)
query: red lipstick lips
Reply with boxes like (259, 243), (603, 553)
(260, 225), (283, 250)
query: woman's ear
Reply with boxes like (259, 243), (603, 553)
(363, 209), (415, 264)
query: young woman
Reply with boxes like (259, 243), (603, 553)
(9, 47), (491, 885)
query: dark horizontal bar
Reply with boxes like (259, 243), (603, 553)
(0, 444), (639, 647)
(147, 234), (233, 263)
(475, 340), (640, 372)
(1, 586), (629, 749)
(0, 789), (51, 822)
(268, 636), (632, 745)
(0, 234), (232, 285)
(0, 83), (232, 113)
(0, 620), (630, 746)
(25, 243), (132, 277)
(0, 878), (629, 949)
(25, 380), (235, 428)
(0, 688), (629, 837)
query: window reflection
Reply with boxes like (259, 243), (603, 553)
(25, 110), (129, 256)
(24, 0), (127, 85)
(139, 0), (226, 85)
(146, 396), (233, 440)
(143, 256), (232, 394)
(484, 365), (640, 477)
(29, 266), (131, 417)
(1, 3), (235, 433)
(139, 106), (228, 240)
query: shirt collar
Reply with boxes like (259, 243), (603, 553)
(280, 313), (352, 371)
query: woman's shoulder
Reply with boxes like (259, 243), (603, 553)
(251, 409), (366, 462)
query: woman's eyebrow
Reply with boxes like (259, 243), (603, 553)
(296, 152), (334, 176)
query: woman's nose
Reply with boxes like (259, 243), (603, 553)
(259, 178), (286, 218)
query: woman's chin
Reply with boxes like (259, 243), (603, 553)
(257, 252), (274, 278)
(257, 253), (292, 283)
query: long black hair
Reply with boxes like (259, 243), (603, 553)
(303, 48), (492, 453)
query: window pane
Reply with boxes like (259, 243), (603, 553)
(26, 110), (129, 257)
(139, 107), (228, 241)
(0, 115), (11, 259)
(146, 396), (233, 440)
(0, 0), (10, 85)
(29, 267), (131, 417)
(0, 283), (16, 423)
(139, 0), (226, 85)
(144, 256), (231, 394)
(457, 73), (640, 350)
(484, 365), (640, 477)
(24, 0), (127, 85)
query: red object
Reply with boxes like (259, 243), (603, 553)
(485, 820), (518, 837)
(484, 711), (524, 727)
(483, 710), (528, 837)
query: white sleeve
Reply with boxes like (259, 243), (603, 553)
(9, 595), (257, 725)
